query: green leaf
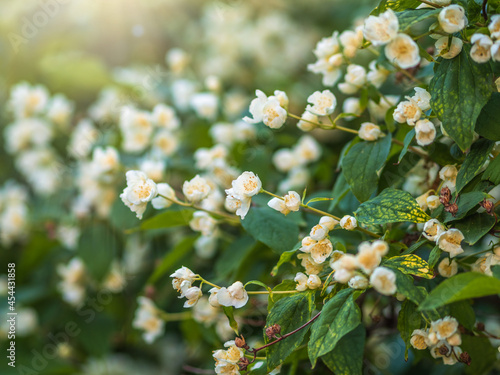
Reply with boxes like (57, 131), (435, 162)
(401, 239), (428, 255)
(448, 300), (475, 330)
(443, 191), (489, 223)
(398, 129), (415, 164)
(342, 135), (392, 202)
(396, 8), (441, 31)
(268, 280), (297, 309)
(265, 291), (315, 371)
(475, 92), (500, 141)
(461, 335), (498, 375)
(428, 246), (442, 269)
(492, 265), (500, 280)
(321, 325), (365, 375)
(242, 206), (300, 254)
(222, 306), (239, 335)
(383, 254), (434, 279)
(355, 188), (430, 225)
(133, 209), (194, 232)
(306, 197), (334, 205)
(453, 213), (496, 245)
(429, 46), (494, 151)
(390, 269), (428, 305)
(147, 236), (197, 284)
(482, 154), (500, 184)
(77, 223), (117, 281)
(398, 300), (425, 360)
(372, 0), (421, 14)
(328, 173), (350, 211)
(245, 280), (272, 293)
(308, 289), (361, 367)
(271, 247), (298, 277)
(456, 138), (495, 192)
(419, 272), (500, 310)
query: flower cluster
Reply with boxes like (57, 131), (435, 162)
(423, 219), (464, 257)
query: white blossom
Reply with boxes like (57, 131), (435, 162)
(370, 267), (397, 295)
(363, 9), (399, 46)
(385, 33), (421, 69)
(120, 170), (158, 219)
(439, 5), (467, 34)
(306, 90), (337, 116)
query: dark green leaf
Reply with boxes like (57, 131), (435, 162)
(398, 300), (425, 360)
(216, 236), (256, 279)
(390, 269), (428, 305)
(77, 223), (117, 281)
(419, 272), (500, 310)
(308, 289), (361, 367)
(453, 213), (496, 245)
(428, 246), (442, 269)
(482, 154), (500, 184)
(266, 292), (315, 371)
(355, 188), (430, 225)
(475, 92), (500, 141)
(443, 191), (489, 222)
(429, 46), (494, 151)
(396, 8), (441, 30)
(321, 325), (365, 375)
(456, 139), (495, 192)
(383, 254), (433, 279)
(398, 129), (415, 164)
(448, 300), (475, 330)
(461, 335), (498, 375)
(271, 247), (298, 277)
(492, 265), (500, 280)
(242, 206), (300, 254)
(328, 173), (350, 211)
(401, 239), (428, 255)
(148, 236), (197, 284)
(342, 135), (392, 202)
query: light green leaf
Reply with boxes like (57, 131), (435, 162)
(456, 138), (495, 192)
(245, 280), (272, 293)
(265, 291), (315, 371)
(453, 213), (496, 245)
(461, 335), (498, 375)
(383, 254), (433, 279)
(449, 300), (476, 330)
(475, 92), (500, 141)
(428, 246), (442, 269)
(342, 135), (392, 202)
(308, 289), (361, 367)
(271, 246), (299, 277)
(372, 0), (421, 15)
(222, 306), (239, 335)
(398, 128), (415, 164)
(129, 209), (194, 232)
(148, 236), (197, 284)
(355, 188), (430, 225)
(482, 154), (500, 185)
(419, 272), (500, 310)
(429, 46), (494, 151)
(493, 265), (500, 280)
(321, 325), (365, 375)
(306, 197), (334, 205)
(77, 223), (117, 281)
(396, 8), (441, 30)
(398, 300), (425, 360)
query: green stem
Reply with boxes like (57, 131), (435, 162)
(288, 113), (323, 127)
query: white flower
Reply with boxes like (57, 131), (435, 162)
(370, 267), (397, 295)
(166, 48), (189, 73)
(4, 118), (52, 154)
(423, 219), (445, 241)
(306, 274), (322, 289)
(319, 216), (338, 231)
(153, 130), (179, 156)
(151, 183), (176, 209)
(439, 5), (467, 34)
(152, 104), (180, 130)
(194, 234), (218, 259)
(439, 165), (458, 190)
(9, 82), (49, 118)
(262, 99), (287, 129)
(348, 275), (369, 289)
(231, 171), (262, 198)
(393, 99), (422, 126)
(359, 122), (382, 141)
(120, 170), (158, 219)
(306, 90), (337, 116)
(284, 191), (301, 211)
(132, 297), (164, 344)
(213, 341), (244, 374)
(368, 95), (400, 120)
(103, 263), (126, 293)
(470, 34), (493, 63)
(170, 266), (197, 292)
(410, 329), (429, 350)
(190, 93), (219, 120)
(208, 288), (220, 307)
(271, 90), (289, 109)
(367, 60), (391, 88)
(91, 147), (120, 177)
(309, 238), (333, 264)
(308, 32), (343, 86)
(435, 36), (463, 59)
(385, 33), (421, 69)
(338, 65), (367, 95)
(47, 94), (73, 127)
(356, 242), (382, 274)
(489, 15), (500, 39)
(427, 195), (441, 210)
(294, 135), (322, 164)
(411, 88), (432, 112)
(298, 253), (324, 275)
(182, 285), (203, 308)
(183, 175), (211, 203)
(340, 215), (357, 230)
(310, 224), (329, 241)
(294, 272), (321, 291)
(363, 9), (399, 46)
(342, 98), (362, 120)
(300, 236), (316, 253)
(217, 282), (248, 309)
(297, 111), (319, 132)
(437, 229), (464, 257)
(415, 119), (436, 146)
(273, 149), (299, 172)
(431, 317), (458, 340)
(339, 26), (364, 58)
(189, 211), (217, 236)
(438, 258), (458, 278)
